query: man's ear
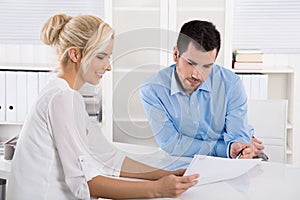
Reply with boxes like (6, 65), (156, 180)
(173, 46), (179, 62)
(68, 47), (81, 63)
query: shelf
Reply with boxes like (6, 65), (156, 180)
(232, 66), (294, 74)
(178, 8), (224, 12)
(0, 122), (23, 125)
(287, 122), (293, 130)
(286, 149), (293, 155)
(0, 64), (54, 71)
(114, 7), (159, 11)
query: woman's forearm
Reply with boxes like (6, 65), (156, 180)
(88, 175), (158, 199)
(88, 172), (199, 199)
(120, 156), (169, 180)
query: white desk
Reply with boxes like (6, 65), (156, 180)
(115, 143), (300, 200)
(1, 142), (300, 200)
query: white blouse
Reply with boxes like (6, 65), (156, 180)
(8, 77), (125, 200)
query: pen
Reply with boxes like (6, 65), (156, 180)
(235, 148), (245, 159)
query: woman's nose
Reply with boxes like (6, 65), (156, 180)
(105, 64), (112, 71)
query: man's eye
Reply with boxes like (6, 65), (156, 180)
(203, 64), (212, 68)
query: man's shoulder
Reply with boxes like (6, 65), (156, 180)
(213, 64), (239, 82)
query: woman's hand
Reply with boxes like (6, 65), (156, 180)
(153, 173), (199, 198)
(172, 168), (186, 176)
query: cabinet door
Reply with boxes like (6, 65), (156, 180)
(104, 0), (228, 144)
(247, 100), (288, 163)
(171, 0), (227, 66)
(106, 0), (163, 145)
(263, 144), (285, 163)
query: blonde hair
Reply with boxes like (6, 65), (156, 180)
(40, 13), (113, 71)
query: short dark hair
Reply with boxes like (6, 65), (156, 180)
(176, 20), (221, 57)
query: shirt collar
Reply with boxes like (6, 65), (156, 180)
(170, 64), (213, 95)
(170, 65), (184, 95)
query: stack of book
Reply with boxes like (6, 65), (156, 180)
(233, 49), (263, 70)
(78, 83), (102, 122)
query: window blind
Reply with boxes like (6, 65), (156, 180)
(0, 0), (104, 44)
(233, 0), (300, 53)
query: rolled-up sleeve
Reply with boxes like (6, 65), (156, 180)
(224, 77), (252, 157)
(49, 90), (124, 199)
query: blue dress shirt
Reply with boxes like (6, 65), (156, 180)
(140, 64), (253, 158)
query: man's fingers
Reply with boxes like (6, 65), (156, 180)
(252, 137), (262, 144)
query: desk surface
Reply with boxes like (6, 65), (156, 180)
(1, 142), (300, 200)
(116, 143), (300, 200)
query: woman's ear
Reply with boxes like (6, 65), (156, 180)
(173, 46), (179, 62)
(68, 47), (81, 63)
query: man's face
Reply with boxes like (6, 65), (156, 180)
(174, 42), (217, 95)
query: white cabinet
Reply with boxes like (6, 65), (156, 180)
(103, 0), (163, 145)
(247, 100), (288, 163)
(234, 66), (296, 164)
(103, 0), (228, 146)
(103, 1), (299, 165)
(0, 67), (53, 142)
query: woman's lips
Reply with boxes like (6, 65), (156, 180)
(96, 72), (103, 79)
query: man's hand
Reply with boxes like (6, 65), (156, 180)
(230, 138), (264, 159)
(251, 137), (264, 155)
(230, 142), (252, 158)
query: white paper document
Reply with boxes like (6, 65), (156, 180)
(184, 155), (261, 186)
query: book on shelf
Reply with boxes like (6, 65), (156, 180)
(233, 53), (263, 62)
(233, 49), (263, 63)
(234, 49), (262, 54)
(233, 62), (263, 70)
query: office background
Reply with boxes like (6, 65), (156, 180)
(0, 0), (300, 166)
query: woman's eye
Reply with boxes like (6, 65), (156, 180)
(97, 56), (104, 60)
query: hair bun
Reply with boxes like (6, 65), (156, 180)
(40, 13), (72, 46)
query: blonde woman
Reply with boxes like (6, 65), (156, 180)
(7, 14), (198, 199)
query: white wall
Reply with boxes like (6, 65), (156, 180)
(0, 44), (56, 68)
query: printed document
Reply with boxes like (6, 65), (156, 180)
(184, 155), (261, 186)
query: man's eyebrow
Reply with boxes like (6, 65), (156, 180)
(186, 58), (198, 66)
(203, 63), (214, 68)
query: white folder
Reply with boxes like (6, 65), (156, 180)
(27, 72), (38, 114)
(250, 75), (260, 100)
(259, 75), (268, 100)
(242, 75), (252, 99)
(17, 72), (27, 122)
(5, 71), (17, 122)
(0, 71), (6, 121)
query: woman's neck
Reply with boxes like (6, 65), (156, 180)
(58, 63), (84, 90)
